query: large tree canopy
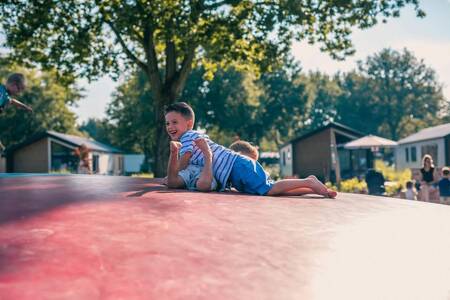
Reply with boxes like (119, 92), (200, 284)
(0, 0), (424, 176)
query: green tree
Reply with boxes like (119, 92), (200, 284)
(256, 59), (307, 147)
(0, 1), (424, 176)
(186, 67), (261, 145)
(78, 118), (113, 145)
(301, 72), (341, 131)
(338, 48), (445, 140)
(105, 71), (155, 157)
(0, 59), (80, 148)
(335, 71), (379, 134)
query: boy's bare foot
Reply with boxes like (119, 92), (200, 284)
(194, 138), (212, 157)
(307, 175), (332, 197)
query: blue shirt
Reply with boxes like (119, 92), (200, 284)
(179, 130), (238, 191)
(0, 84), (11, 109)
(439, 178), (450, 197)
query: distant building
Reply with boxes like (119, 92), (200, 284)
(396, 123), (450, 170)
(259, 152), (280, 165)
(279, 122), (369, 182)
(5, 131), (124, 175)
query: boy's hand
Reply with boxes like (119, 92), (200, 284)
(170, 141), (181, 154)
(194, 138), (212, 156)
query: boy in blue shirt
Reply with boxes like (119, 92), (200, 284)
(0, 73), (33, 151)
(165, 102), (336, 198)
(438, 167), (450, 205)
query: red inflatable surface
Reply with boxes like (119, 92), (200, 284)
(0, 175), (449, 299)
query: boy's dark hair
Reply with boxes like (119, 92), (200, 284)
(7, 73), (26, 87)
(164, 102), (195, 120)
(406, 180), (414, 189)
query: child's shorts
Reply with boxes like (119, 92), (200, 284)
(229, 155), (274, 195)
(178, 164), (218, 191)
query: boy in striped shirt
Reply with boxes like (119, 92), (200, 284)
(165, 102), (336, 198)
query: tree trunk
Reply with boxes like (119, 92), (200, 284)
(152, 94), (176, 177)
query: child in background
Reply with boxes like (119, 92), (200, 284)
(0, 73), (32, 152)
(0, 73), (32, 114)
(73, 144), (92, 174)
(404, 180), (417, 200)
(438, 167), (450, 205)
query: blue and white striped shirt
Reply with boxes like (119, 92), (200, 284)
(179, 130), (238, 191)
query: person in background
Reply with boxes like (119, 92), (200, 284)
(419, 154), (438, 202)
(0, 73), (32, 153)
(404, 180), (418, 200)
(438, 167), (450, 205)
(365, 168), (385, 196)
(74, 144), (91, 174)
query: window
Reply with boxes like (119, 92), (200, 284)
(421, 144), (438, 164)
(92, 154), (99, 173)
(282, 152), (286, 166)
(405, 147), (409, 162)
(51, 142), (78, 173)
(411, 146), (417, 162)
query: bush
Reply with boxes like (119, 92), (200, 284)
(339, 177), (367, 194)
(374, 160), (411, 196)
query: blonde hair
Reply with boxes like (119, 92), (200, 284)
(421, 154), (435, 168)
(230, 140), (259, 161)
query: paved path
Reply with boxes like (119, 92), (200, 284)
(1, 175), (449, 299)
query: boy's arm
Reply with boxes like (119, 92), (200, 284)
(10, 98), (33, 112)
(178, 131), (198, 171)
(194, 138), (214, 192)
(167, 142), (185, 188)
(178, 152), (192, 171)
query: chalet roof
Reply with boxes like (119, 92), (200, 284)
(6, 131), (123, 154)
(282, 122), (363, 148)
(398, 123), (450, 145)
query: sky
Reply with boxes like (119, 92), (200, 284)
(64, 0), (450, 123)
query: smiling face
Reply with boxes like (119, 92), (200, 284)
(165, 111), (193, 141)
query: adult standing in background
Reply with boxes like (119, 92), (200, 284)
(420, 154), (438, 202)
